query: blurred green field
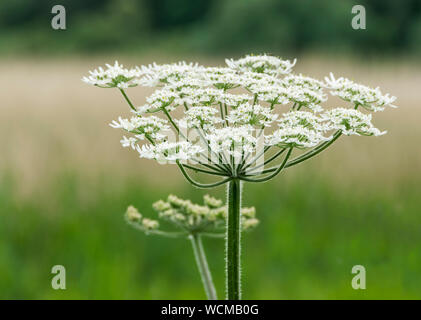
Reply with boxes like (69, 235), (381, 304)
(0, 56), (420, 299)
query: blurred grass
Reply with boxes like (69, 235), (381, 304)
(0, 55), (420, 299)
(1, 170), (420, 299)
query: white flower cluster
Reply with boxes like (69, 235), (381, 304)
(82, 61), (140, 88)
(179, 106), (223, 130)
(266, 111), (331, 148)
(281, 74), (327, 112)
(84, 54), (396, 166)
(135, 61), (205, 87)
(136, 141), (203, 162)
(321, 108), (386, 136)
(225, 54), (296, 76)
(206, 126), (257, 158)
(226, 103), (278, 127)
(266, 127), (329, 149)
(126, 194), (259, 236)
(110, 116), (169, 144)
(325, 73), (397, 112)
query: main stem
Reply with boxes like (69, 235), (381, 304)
(190, 234), (218, 300)
(226, 179), (242, 300)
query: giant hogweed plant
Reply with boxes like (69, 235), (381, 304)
(83, 55), (397, 299)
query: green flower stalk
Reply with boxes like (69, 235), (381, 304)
(125, 194), (258, 300)
(84, 55), (397, 299)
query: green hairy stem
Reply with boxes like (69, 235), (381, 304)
(226, 179), (242, 300)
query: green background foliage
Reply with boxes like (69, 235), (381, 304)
(1, 170), (420, 299)
(1, 0), (421, 56)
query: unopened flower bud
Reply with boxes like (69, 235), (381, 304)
(159, 208), (175, 219)
(153, 200), (171, 212)
(174, 213), (186, 221)
(187, 203), (209, 216)
(243, 218), (259, 230)
(168, 194), (187, 208)
(126, 205), (142, 222)
(241, 207), (256, 218)
(142, 218), (159, 230)
(203, 194), (223, 208)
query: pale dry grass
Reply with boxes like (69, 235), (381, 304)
(0, 55), (420, 196)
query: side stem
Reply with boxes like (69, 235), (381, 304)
(226, 179), (242, 300)
(190, 234), (218, 300)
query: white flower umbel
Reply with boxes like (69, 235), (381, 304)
(226, 103), (278, 127)
(282, 74), (327, 112)
(325, 73), (397, 112)
(84, 54), (397, 300)
(266, 127), (330, 149)
(136, 141), (204, 162)
(135, 61), (205, 87)
(179, 106), (223, 131)
(110, 115), (170, 142)
(206, 126), (257, 160)
(125, 194), (258, 300)
(265, 110), (332, 148)
(82, 61), (140, 88)
(322, 108), (386, 136)
(226, 54), (296, 76)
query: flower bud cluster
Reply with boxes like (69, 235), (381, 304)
(125, 205), (159, 231)
(152, 194), (259, 233)
(125, 195), (259, 237)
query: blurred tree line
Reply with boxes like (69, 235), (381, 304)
(0, 0), (420, 55)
